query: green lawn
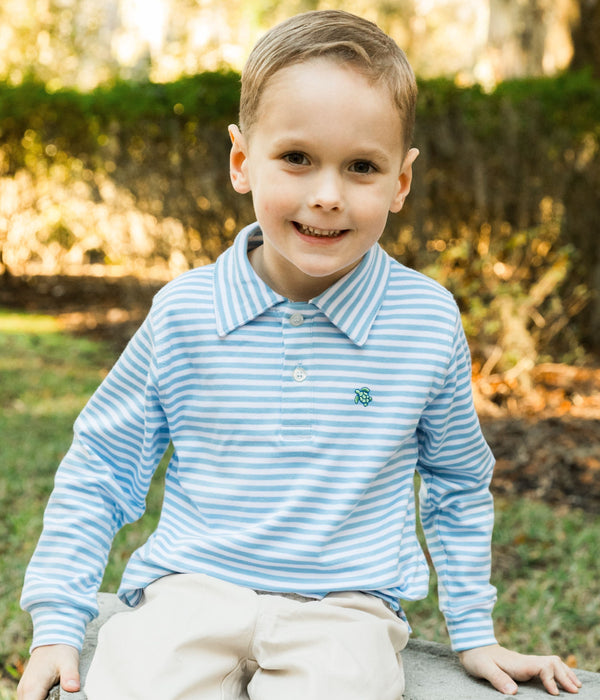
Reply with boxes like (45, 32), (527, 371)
(1, 308), (598, 696)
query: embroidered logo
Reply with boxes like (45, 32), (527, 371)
(354, 387), (372, 407)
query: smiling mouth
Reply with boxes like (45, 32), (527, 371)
(295, 222), (348, 238)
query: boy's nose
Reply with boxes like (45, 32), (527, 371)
(308, 170), (344, 211)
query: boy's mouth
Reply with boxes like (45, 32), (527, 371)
(295, 222), (348, 238)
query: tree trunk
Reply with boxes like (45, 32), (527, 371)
(570, 0), (600, 76)
(487, 0), (548, 80)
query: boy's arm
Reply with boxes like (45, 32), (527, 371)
(416, 313), (497, 650)
(20, 313), (169, 652)
(459, 644), (582, 696)
(417, 313), (581, 695)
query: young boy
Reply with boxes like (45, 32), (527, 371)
(18, 10), (581, 700)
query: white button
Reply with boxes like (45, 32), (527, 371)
(293, 366), (307, 382)
(289, 312), (304, 327)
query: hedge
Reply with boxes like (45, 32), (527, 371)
(1, 69), (599, 364)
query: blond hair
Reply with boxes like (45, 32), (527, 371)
(239, 10), (417, 151)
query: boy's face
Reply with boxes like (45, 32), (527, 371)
(229, 58), (418, 301)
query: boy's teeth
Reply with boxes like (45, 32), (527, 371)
(298, 223), (343, 237)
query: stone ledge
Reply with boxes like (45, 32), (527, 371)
(48, 593), (600, 699)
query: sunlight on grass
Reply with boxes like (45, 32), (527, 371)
(0, 311), (62, 334)
(0, 685), (16, 700)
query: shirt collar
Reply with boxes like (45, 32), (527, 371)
(312, 243), (391, 346)
(213, 222), (391, 347)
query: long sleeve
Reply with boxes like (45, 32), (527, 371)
(20, 314), (170, 651)
(416, 315), (497, 651)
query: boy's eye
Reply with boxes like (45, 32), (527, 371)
(283, 152), (309, 166)
(350, 160), (377, 175)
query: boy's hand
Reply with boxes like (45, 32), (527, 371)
(17, 644), (80, 700)
(459, 644), (582, 695)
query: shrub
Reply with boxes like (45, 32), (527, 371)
(1, 70), (599, 363)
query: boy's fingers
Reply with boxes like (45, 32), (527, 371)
(483, 665), (519, 695)
(565, 667), (583, 691)
(481, 665), (519, 695)
(460, 647), (518, 695)
(56, 645), (81, 692)
(60, 659), (81, 693)
(539, 658), (581, 695)
(17, 645), (80, 700)
(538, 666), (560, 696)
(508, 654), (580, 695)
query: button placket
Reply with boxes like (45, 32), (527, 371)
(281, 306), (313, 440)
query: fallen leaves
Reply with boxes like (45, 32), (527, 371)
(473, 363), (600, 419)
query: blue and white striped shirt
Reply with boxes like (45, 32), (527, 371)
(22, 222), (497, 652)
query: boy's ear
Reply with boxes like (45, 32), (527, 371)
(228, 124), (251, 194)
(390, 147), (419, 213)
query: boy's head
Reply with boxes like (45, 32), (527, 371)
(229, 10), (420, 302)
(239, 9), (417, 153)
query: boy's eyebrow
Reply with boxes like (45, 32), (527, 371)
(352, 148), (393, 165)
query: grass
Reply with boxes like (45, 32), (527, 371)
(1, 308), (598, 697)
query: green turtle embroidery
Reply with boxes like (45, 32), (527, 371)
(354, 387), (372, 406)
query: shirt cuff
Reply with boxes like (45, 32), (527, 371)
(29, 604), (93, 653)
(445, 611), (497, 652)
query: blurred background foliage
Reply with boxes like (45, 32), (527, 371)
(0, 0), (587, 89)
(0, 0), (599, 374)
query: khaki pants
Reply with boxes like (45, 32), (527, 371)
(85, 573), (409, 700)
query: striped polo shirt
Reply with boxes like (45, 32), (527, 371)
(22, 222), (497, 653)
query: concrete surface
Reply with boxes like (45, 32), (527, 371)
(48, 593), (600, 699)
